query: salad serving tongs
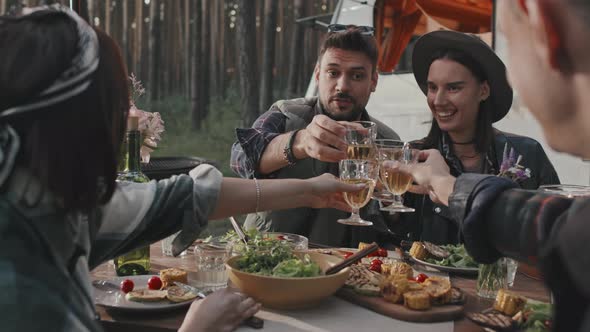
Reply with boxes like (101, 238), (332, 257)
(325, 242), (379, 275)
(229, 216), (249, 244)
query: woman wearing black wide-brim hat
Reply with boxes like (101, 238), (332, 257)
(391, 30), (560, 245)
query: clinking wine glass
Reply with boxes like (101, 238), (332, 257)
(345, 121), (377, 160)
(337, 159), (379, 226)
(372, 139), (397, 202)
(377, 140), (419, 213)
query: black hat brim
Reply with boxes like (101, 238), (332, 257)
(412, 30), (513, 123)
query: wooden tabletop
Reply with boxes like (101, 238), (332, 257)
(92, 243), (551, 332)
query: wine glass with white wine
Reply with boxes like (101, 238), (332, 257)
(345, 121), (377, 160)
(372, 139), (397, 202)
(377, 140), (419, 213)
(337, 159), (379, 226)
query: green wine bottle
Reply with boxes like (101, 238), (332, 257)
(114, 115), (151, 276)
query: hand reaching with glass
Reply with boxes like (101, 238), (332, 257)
(337, 159), (379, 226)
(291, 114), (349, 163)
(377, 140), (420, 213)
(386, 149), (456, 206)
(210, 172), (367, 219)
(344, 121), (377, 160)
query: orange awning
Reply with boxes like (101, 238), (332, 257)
(375, 0), (423, 72)
(374, 0), (492, 73)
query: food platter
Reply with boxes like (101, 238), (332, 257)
(93, 275), (201, 312)
(311, 247), (466, 322)
(410, 256), (479, 275)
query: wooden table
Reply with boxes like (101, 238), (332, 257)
(92, 244), (551, 332)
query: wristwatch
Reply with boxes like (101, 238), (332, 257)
(283, 129), (301, 166)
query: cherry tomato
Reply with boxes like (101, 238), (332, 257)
(277, 235), (286, 240)
(371, 259), (383, 266)
(147, 276), (163, 290)
(377, 248), (388, 257)
(343, 252), (354, 259)
(415, 273), (428, 283)
(369, 264), (382, 273)
(120, 279), (134, 293)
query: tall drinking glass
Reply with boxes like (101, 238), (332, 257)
(345, 121), (377, 160)
(337, 159), (379, 226)
(377, 140), (419, 213)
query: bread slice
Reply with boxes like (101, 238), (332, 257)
(389, 262), (413, 279)
(166, 285), (198, 303)
(422, 276), (452, 305)
(403, 290), (431, 310)
(125, 289), (168, 302)
(405, 280), (424, 292)
(160, 268), (188, 288)
(380, 275), (409, 304)
(409, 242), (429, 260)
(494, 289), (527, 316)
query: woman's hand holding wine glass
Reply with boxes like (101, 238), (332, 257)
(376, 140), (420, 213)
(337, 159), (379, 226)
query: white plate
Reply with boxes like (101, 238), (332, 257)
(94, 275), (200, 312)
(410, 256), (478, 275)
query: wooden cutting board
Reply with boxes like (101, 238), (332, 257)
(336, 288), (464, 323)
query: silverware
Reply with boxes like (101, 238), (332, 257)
(176, 282), (214, 300)
(229, 216), (249, 244)
(92, 279), (120, 292)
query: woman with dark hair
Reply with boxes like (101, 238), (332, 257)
(0, 6), (363, 332)
(390, 31), (560, 245)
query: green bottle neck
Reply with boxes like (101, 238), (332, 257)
(117, 130), (149, 183)
(124, 130), (142, 172)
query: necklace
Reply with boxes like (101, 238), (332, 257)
(451, 138), (476, 145)
(458, 153), (479, 159)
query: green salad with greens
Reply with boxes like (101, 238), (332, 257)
(519, 302), (552, 332)
(424, 244), (478, 268)
(233, 230), (322, 277)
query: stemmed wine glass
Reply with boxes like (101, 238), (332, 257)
(344, 121), (377, 160)
(376, 140), (419, 213)
(337, 159), (379, 226)
(372, 139), (396, 202)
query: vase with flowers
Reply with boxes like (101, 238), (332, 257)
(118, 73), (165, 170)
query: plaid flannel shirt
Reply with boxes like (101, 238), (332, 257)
(230, 99), (376, 179)
(230, 109), (286, 179)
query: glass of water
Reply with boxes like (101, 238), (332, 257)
(194, 238), (231, 290)
(505, 258), (518, 287)
(161, 232), (179, 256)
(161, 231), (190, 256)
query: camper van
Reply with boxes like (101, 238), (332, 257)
(306, 0), (590, 185)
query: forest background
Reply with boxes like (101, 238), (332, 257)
(1, 0), (337, 175)
(1, 0), (339, 235)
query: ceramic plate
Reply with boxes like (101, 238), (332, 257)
(93, 275), (201, 312)
(410, 257), (478, 275)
